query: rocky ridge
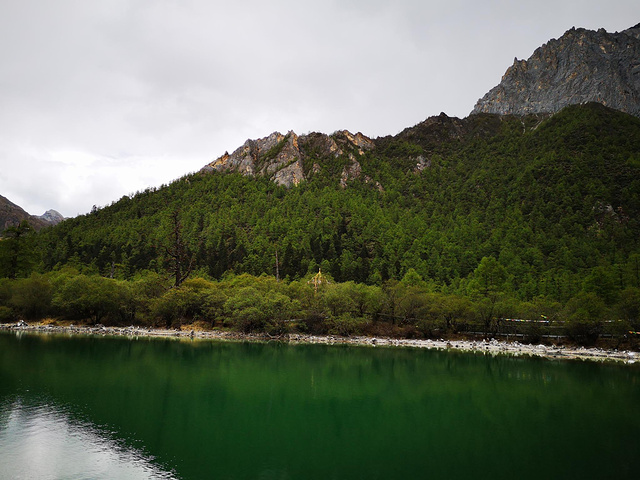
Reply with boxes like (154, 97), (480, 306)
(203, 23), (640, 189)
(201, 110), (556, 189)
(0, 195), (64, 234)
(202, 130), (375, 187)
(472, 24), (640, 117)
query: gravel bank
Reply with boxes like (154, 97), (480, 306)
(2, 322), (638, 364)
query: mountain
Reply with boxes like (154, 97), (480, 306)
(472, 24), (640, 117)
(202, 130), (375, 187)
(5, 23), (640, 305)
(39, 209), (65, 226)
(3, 25), (640, 336)
(0, 196), (65, 235)
(34, 104), (640, 303)
(0, 195), (51, 234)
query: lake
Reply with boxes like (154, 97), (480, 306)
(1, 331), (639, 479)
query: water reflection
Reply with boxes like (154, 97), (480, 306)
(1, 332), (639, 480)
(0, 397), (178, 480)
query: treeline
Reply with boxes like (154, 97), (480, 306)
(0, 104), (639, 344)
(1, 269), (638, 346)
(9, 106), (636, 295)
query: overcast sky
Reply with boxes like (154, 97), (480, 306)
(1, 0), (638, 218)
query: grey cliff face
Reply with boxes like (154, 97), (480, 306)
(39, 209), (65, 225)
(472, 24), (640, 117)
(202, 130), (374, 187)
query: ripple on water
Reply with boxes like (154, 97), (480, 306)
(0, 397), (178, 480)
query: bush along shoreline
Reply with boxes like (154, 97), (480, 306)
(1, 269), (638, 354)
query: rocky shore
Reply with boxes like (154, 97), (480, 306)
(1, 321), (638, 365)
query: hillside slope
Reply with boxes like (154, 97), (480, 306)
(33, 104), (640, 303)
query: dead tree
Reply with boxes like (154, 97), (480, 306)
(164, 210), (195, 288)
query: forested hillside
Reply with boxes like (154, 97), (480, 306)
(29, 104), (640, 295)
(1, 103), (639, 343)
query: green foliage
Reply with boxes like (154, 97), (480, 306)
(400, 268), (425, 288)
(10, 273), (52, 320)
(468, 256), (507, 299)
(617, 287), (640, 329)
(563, 292), (609, 344)
(0, 221), (37, 279)
(52, 274), (134, 325)
(1, 104), (639, 334)
(0, 305), (14, 322)
(326, 313), (366, 336)
(151, 278), (216, 328)
(424, 293), (475, 333)
(0, 278), (12, 307)
(322, 283), (359, 317)
(223, 286), (300, 333)
(582, 266), (619, 305)
(0, 269), (637, 349)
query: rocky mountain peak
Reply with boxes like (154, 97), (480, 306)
(202, 130), (374, 187)
(472, 24), (640, 117)
(0, 195), (63, 235)
(624, 23), (640, 39)
(39, 209), (65, 225)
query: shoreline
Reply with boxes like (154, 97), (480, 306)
(2, 322), (638, 365)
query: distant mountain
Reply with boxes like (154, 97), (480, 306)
(472, 24), (640, 117)
(0, 195), (64, 235)
(39, 209), (65, 225)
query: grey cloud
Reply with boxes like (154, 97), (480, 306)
(0, 0), (638, 217)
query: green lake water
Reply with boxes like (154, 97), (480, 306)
(1, 331), (639, 479)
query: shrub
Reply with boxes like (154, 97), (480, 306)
(130, 271), (169, 323)
(321, 283), (358, 318)
(0, 278), (12, 306)
(151, 278), (216, 328)
(10, 273), (53, 320)
(52, 274), (134, 325)
(223, 287), (300, 333)
(616, 287), (640, 329)
(562, 292), (608, 344)
(326, 313), (366, 337)
(0, 305), (15, 322)
(202, 286), (228, 327)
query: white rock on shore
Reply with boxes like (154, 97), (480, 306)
(1, 322), (637, 364)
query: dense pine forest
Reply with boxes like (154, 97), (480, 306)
(1, 103), (639, 344)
